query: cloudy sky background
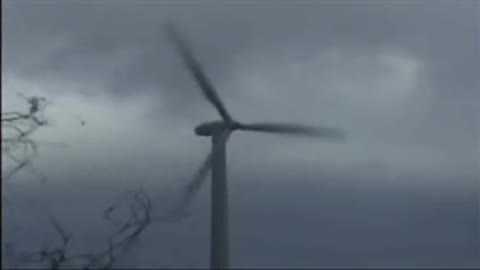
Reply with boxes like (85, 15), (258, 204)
(3, 0), (480, 268)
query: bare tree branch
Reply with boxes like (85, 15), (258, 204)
(80, 188), (152, 269)
(9, 188), (153, 269)
(3, 94), (155, 269)
(2, 94), (49, 182)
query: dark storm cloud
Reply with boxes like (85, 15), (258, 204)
(3, 1), (480, 268)
(4, 1), (256, 100)
(4, 1), (479, 98)
(4, 1), (479, 146)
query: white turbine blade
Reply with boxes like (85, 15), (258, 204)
(163, 23), (233, 124)
(171, 129), (232, 217)
(238, 122), (346, 140)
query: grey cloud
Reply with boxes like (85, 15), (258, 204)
(4, 1), (479, 146)
(4, 1), (479, 96)
(3, 1), (480, 268)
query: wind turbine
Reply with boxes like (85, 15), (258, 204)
(163, 23), (346, 269)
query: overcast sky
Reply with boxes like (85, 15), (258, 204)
(3, 0), (480, 268)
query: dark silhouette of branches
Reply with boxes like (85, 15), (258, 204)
(3, 94), (153, 269)
(10, 188), (152, 269)
(80, 188), (152, 269)
(19, 215), (72, 269)
(2, 93), (85, 182)
(2, 94), (50, 182)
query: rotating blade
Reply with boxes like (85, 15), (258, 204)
(163, 23), (233, 124)
(170, 129), (232, 217)
(172, 151), (212, 216)
(237, 122), (346, 140)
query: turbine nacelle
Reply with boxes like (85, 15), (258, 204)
(195, 120), (239, 136)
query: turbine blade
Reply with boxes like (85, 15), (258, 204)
(238, 122), (346, 140)
(163, 23), (233, 124)
(172, 151), (212, 215)
(170, 129), (232, 217)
